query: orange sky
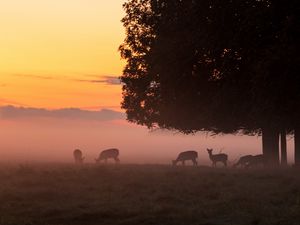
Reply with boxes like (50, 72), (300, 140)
(0, 0), (125, 110)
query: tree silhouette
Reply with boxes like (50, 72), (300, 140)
(120, 0), (300, 166)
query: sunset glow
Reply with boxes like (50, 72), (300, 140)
(0, 0), (295, 165)
(0, 0), (125, 110)
(0, 1), (297, 224)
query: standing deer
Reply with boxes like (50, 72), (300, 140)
(73, 149), (84, 164)
(207, 148), (228, 167)
(233, 155), (253, 168)
(172, 151), (198, 166)
(95, 148), (120, 164)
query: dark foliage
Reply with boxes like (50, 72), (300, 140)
(120, 0), (300, 137)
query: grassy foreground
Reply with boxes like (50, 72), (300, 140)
(0, 164), (300, 225)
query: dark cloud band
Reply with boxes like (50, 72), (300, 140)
(11, 74), (121, 85)
(0, 106), (125, 121)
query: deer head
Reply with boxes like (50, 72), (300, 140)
(207, 148), (213, 154)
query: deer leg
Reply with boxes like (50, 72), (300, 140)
(192, 159), (197, 166)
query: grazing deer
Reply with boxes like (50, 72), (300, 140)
(73, 149), (84, 164)
(207, 148), (228, 167)
(233, 155), (253, 168)
(95, 148), (120, 164)
(245, 154), (265, 168)
(172, 151), (198, 166)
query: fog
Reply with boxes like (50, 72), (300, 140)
(0, 106), (295, 165)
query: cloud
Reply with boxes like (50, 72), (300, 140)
(73, 75), (121, 85)
(103, 76), (122, 85)
(12, 74), (55, 80)
(11, 74), (122, 85)
(0, 105), (125, 121)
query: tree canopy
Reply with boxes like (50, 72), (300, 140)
(120, 0), (300, 164)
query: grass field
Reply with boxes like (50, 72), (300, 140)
(0, 164), (300, 225)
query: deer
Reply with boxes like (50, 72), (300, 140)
(245, 154), (265, 168)
(95, 148), (120, 164)
(73, 149), (84, 164)
(233, 155), (253, 168)
(207, 148), (228, 167)
(172, 151), (198, 166)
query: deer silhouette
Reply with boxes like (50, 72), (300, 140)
(233, 155), (253, 168)
(95, 148), (120, 164)
(245, 154), (265, 168)
(207, 148), (228, 167)
(73, 149), (84, 164)
(172, 151), (198, 166)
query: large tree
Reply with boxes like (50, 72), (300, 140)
(120, 0), (300, 165)
(249, 0), (300, 165)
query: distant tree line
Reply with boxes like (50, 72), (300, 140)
(119, 0), (300, 166)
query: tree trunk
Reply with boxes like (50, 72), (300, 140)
(295, 128), (300, 167)
(262, 127), (280, 166)
(280, 129), (287, 166)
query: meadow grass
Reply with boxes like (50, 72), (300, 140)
(0, 164), (299, 225)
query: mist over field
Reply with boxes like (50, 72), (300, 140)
(0, 0), (298, 224)
(0, 106), (294, 165)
